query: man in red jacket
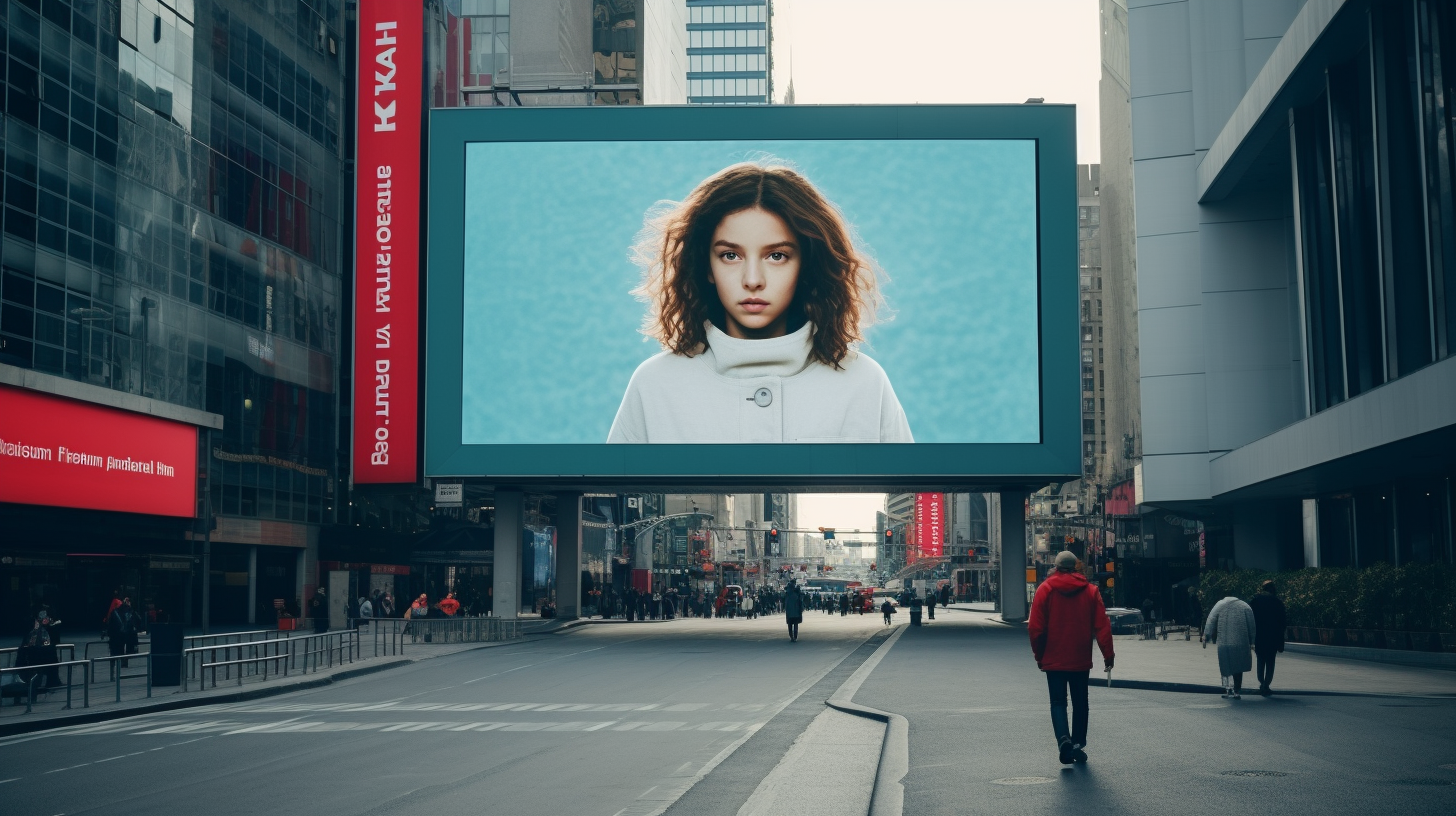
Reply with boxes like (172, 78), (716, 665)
(1028, 550), (1115, 765)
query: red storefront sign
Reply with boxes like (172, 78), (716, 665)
(915, 492), (944, 559)
(0, 385), (198, 517)
(352, 0), (422, 484)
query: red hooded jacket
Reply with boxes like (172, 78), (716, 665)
(1027, 571), (1115, 672)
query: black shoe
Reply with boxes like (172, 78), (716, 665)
(1058, 737), (1074, 765)
(1071, 743), (1088, 763)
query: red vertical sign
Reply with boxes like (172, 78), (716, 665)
(915, 493), (944, 559)
(353, 0), (422, 483)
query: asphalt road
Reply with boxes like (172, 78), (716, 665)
(4, 610), (1454, 816)
(0, 615), (886, 816)
(855, 610), (1456, 816)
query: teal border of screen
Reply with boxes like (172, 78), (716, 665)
(424, 105), (1079, 486)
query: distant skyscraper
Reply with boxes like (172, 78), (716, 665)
(686, 0), (772, 105)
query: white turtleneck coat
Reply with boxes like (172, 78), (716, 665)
(607, 323), (913, 444)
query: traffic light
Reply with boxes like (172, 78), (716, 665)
(884, 529), (894, 545)
(770, 527), (780, 543)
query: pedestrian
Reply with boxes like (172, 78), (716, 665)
(880, 598), (895, 626)
(783, 581), (804, 642)
(381, 593), (397, 618)
(410, 594), (430, 620)
(101, 589), (123, 634)
(439, 592), (461, 617)
(741, 592), (755, 620)
(1140, 596), (1155, 624)
(926, 592), (936, 621)
(358, 595), (373, 622)
(311, 586), (329, 633)
(1027, 551), (1115, 765)
(1248, 580), (1286, 695)
(110, 597), (140, 667)
(1204, 592), (1257, 699)
(626, 588), (638, 622)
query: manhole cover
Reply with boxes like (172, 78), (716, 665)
(991, 777), (1055, 786)
(1220, 770), (1290, 778)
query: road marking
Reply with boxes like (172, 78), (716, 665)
(0, 778), (20, 784)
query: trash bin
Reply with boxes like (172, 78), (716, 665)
(909, 607), (922, 626)
(150, 623), (184, 686)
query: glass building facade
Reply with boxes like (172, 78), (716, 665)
(686, 0), (769, 105)
(0, 0), (345, 630)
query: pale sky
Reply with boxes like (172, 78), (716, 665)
(777, 0), (1102, 164)
(796, 493), (886, 540)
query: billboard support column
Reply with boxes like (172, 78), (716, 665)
(554, 492), (583, 620)
(493, 491), (523, 620)
(999, 491), (1029, 622)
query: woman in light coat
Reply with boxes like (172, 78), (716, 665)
(1204, 593), (1257, 699)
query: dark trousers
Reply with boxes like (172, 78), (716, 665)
(1256, 647), (1277, 688)
(1045, 670), (1090, 746)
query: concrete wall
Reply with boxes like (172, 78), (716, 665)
(1129, 0), (1304, 504)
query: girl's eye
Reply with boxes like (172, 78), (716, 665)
(768, 252), (788, 261)
(720, 251), (740, 261)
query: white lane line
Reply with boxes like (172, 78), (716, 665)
(0, 777), (20, 784)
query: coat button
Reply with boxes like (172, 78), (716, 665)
(753, 388), (773, 407)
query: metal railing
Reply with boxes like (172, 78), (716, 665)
(183, 629), (360, 691)
(89, 653), (153, 703)
(0, 660), (90, 714)
(1, 644), (76, 668)
(365, 616), (521, 651)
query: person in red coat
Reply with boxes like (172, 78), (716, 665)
(1028, 550), (1115, 765)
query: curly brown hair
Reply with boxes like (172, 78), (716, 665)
(632, 161), (881, 369)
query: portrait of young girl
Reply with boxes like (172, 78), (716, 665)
(607, 161), (913, 444)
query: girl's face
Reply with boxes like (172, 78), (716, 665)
(708, 207), (801, 339)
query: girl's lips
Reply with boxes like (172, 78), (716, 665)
(740, 299), (769, 313)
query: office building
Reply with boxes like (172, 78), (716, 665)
(0, 0), (347, 631)
(686, 0), (771, 105)
(1129, 0), (1455, 571)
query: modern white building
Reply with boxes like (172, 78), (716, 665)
(1129, 0), (1456, 569)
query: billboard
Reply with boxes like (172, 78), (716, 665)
(352, 0), (423, 484)
(0, 385), (198, 517)
(427, 106), (1079, 485)
(915, 492), (945, 559)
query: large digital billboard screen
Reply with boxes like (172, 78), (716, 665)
(427, 106), (1079, 485)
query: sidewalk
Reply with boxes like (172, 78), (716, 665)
(940, 607), (1455, 696)
(0, 635), (541, 737)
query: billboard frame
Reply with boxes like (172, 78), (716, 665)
(425, 104), (1079, 489)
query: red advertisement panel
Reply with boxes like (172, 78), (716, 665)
(0, 385), (198, 517)
(353, 0), (422, 484)
(915, 492), (945, 559)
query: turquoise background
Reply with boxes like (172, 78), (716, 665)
(460, 139), (1040, 445)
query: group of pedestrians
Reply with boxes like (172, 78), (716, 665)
(1203, 580), (1286, 698)
(1027, 551), (1291, 766)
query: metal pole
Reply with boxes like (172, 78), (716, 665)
(202, 428), (213, 636)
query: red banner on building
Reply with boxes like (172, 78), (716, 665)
(352, 0), (422, 484)
(915, 492), (944, 559)
(0, 385), (198, 517)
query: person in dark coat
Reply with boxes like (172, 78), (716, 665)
(1028, 551), (1115, 765)
(880, 599), (895, 626)
(1248, 580), (1286, 695)
(783, 582), (805, 642)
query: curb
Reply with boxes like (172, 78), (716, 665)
(824, 624), (909, 816)
(1099, 677), (1456, 699)
(0, 637), (547, 738)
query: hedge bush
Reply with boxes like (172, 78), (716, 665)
(1196, 563), (1456, 632)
